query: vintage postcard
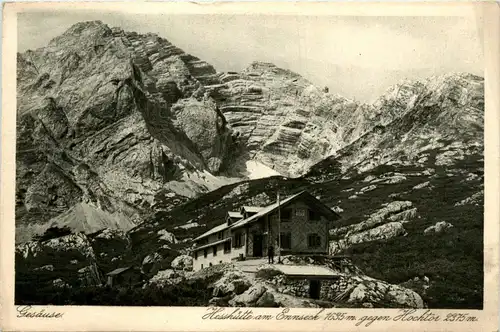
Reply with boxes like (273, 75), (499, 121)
(1, 1), (499, 331)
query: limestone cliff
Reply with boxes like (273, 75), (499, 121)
(15, 21), (484, 245)
(16, 21), (236, 241)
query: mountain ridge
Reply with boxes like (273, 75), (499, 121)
(16, 20), (483, 244)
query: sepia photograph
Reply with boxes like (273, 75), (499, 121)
(11, 6), (486, 312)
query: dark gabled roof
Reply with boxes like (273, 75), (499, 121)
(231, 191), (340, 230)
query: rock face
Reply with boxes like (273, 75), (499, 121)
(16, 232), (96, 260)
(16, 21), (236, 242)
(16, 21), (484, 245)
(330, 73), (484, 174)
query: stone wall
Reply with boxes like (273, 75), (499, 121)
(270, 275), (310, 298)
(269, 274), (355, 301)
(320, 276), (356, 300)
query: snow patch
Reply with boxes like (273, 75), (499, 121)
(244, 161), (281, 180)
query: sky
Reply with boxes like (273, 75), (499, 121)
(17, 11), (484, 103)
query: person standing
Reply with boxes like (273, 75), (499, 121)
(267, 245), (275, 264)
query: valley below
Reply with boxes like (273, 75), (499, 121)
(15, 21), (484, 309)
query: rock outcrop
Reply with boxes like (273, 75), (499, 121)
(330, 201), (417, 254)
(15, 232), (105, 290)
(424, 221), (454, 234)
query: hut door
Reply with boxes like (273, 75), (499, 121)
(253, 234), (263, 257)
(309, 280), (321, 299)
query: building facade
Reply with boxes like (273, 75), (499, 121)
(192, 191), (340, 271)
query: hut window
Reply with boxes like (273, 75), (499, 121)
(295, 208), (306, 217)
(213, 245), (217, 256)
(281, 209), (292, 221)
(233, 232), (243, 248)
(307, 234), (321, 248)
(309, 210), (320, 221)
(204, 249), (208, 258)
(280, 232), (292, 249)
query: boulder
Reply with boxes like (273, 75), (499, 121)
(16, 233), (96, 269)
(212, 270), (251, 297)
(95, 228), (130, 242)
(208, 296), (231, 307)
(228, 284), (267, 306)
(424, 221), (454, 234)
(77, 263), (103, 286)
(34, 264), (54, 272)
(331, 201), (415, 239)
(385, 287), (424, 308)
(142, 252), (163, 274)
(143, 252), (163, 266)
(171, 254), (193, 271)
(347, 278), (424, 308)
(268, 288), (320, 308)
(255, 291), (278, 307)
(454, 191), (483, 206)
(148, 269), (183, 287)
(413, 181), (430, 190)
(332, 206), (344, 213)
(255, 264), (284, 279)
(52, 278), (70, 288)
(157, 229), (178, 243)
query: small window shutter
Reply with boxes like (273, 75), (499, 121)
(232, 233), (236, 248)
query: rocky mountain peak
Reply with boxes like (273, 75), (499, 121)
(15, 22), (484, 244)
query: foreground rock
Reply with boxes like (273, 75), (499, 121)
(348, 277), (424, 308)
